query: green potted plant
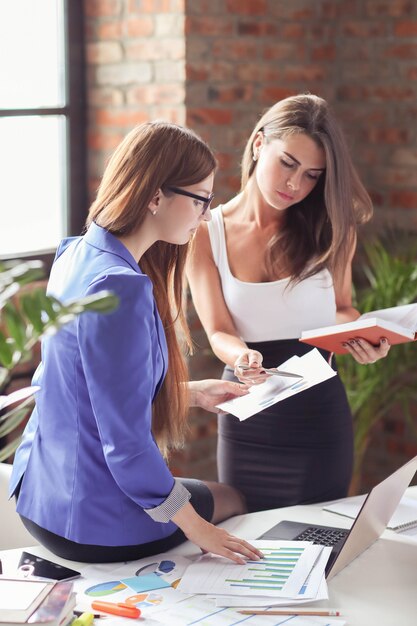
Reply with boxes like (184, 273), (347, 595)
(337, 235), (417, 493)
(0, 259), (118, 461)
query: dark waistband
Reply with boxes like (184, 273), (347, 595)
(241, 338), (332, 368)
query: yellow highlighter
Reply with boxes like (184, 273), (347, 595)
(71, 612), (95, 626)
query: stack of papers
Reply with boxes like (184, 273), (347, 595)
(217, 349), (336, 420)
(71, 548), (344, 626)
(177, 540), (332, 610)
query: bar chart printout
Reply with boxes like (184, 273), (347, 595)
(177, 541), (319, 598)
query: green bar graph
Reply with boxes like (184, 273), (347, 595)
(225, 546), (304, 591)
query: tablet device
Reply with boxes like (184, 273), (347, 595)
(17, 551), (81, 581)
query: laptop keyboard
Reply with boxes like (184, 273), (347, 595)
(295, 526), (348, 547)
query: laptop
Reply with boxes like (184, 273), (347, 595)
(258, 454), (417, 580)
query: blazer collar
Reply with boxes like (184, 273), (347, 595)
(84, 222), (141, 274)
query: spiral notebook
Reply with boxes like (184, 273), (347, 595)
(323, 494), (417, 532)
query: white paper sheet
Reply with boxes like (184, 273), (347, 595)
(216, 349), (336, 420)
(152, 595), (345, 626)
(178, 541), (321, 599)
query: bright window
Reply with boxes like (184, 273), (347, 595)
(0, 0), (85, 259)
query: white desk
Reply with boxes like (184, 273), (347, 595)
(2, 487), (417, 626)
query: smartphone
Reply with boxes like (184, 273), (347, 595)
(17, 551), (81, 581)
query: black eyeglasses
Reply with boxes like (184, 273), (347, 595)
(166, 186), (214, 216)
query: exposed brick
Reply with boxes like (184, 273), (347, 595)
(126, 16), (154, 36)
(154, 60), (186, 82)
(98, 20), (124, 39)
(212, 39), (258, 59)
(385, 44), (417, 59)
(225, 0), (267, 14)
(95, 62), (152, 86)
(407, 66), (417, 80)
(237, 21), (278, 36)
(155, 14), (184, 36)
(95, 108), (150, 128)
(185, 16), (234, 36)
(391, 148), (417, 166)
(281, 23), (306, 38)
(187, 108), (233, 125)
(311, 44), (336, 61)
(337, 85), (415, 101)
(126, 83), (185, 105)
(282, 64), (327, 83)
(87, 130), (125, 151)
(268, 2), (315, 20)
(86, 41), (123, 64)
(187, 60), (236, 83)
(363, 127), (410, 144)
(261, 86), (298, 103)
(88, 87), (125, 107)
(390, 190), (417, 209)
(125, 39), (185, 61)
(150, 106), (185, 124)
(395, 20), (417, 36)
(374, 167), (414, 186)
(128, 0), (176, 12)
(319, 0), (357, 18)
(263, 42), (306, 61)
(85, 0), (122, 17)
(342, 21), (387, 37)
(364, 0), (415, 17)
(207, 84), (254, 103)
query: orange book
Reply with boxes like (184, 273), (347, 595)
(299, 303), (417, 355)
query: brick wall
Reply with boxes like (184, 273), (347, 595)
(84, 0), (417, 491)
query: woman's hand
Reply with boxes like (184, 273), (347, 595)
(172, 503), (263, 564)
(188, 379), (249, 413)
(343, 337), (391, 364)
(234, 349), (269, 385)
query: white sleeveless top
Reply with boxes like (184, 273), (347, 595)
(207, 206), (337, 342)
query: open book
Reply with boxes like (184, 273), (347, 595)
(323, 494), (417, 532)
(299, 303), (417, 354)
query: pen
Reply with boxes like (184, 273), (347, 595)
(71, 612), (95, 626)
(238, 609), (341, 616)
(91, 601), (141, 619)
(239, 365), (303, 379)
(0, 558), (2, 575)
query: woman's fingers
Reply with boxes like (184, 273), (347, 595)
(226, 538), (264, 560)
(343, 337), (390, 364)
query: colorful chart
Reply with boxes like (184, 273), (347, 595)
(226, 546), (304, 591)
(125, 592), (163, 608)
(84, 580), (127, 597)
(135, 559), (175, 577)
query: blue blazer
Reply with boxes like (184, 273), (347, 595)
(10, 223), (181, 546)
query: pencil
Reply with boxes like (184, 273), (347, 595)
(238, 609), (341, 616)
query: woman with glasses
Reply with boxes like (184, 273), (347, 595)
(187, 94), (390, 513)
(10, 121), (262, 564)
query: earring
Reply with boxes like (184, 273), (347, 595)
(252, 154), (257, 162)
(151, 210), (157, 215)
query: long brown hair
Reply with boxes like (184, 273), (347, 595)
(87, 122), (216, 455)
(241, 94), (373, 286)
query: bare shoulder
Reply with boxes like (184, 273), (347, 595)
(190, 220), (212, 257)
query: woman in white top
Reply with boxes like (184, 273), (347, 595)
(187, 94), (390, 512)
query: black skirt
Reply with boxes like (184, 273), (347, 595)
(218, 339), (353, 513)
